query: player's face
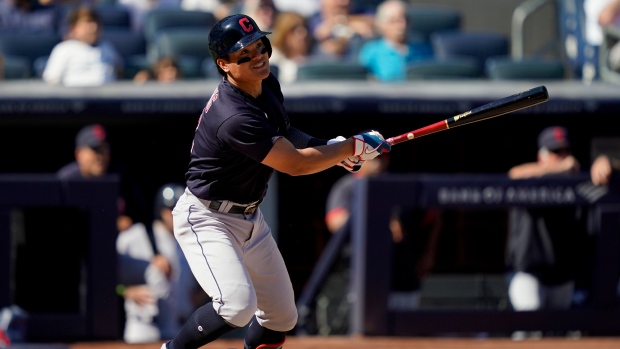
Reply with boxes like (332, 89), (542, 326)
(70, 18), (101, 45)
(219, 39), (270, 83)
(76, 145), (110, 178)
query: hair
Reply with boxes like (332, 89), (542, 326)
(270, 12), (309, 58)
(67, 6), (101, 28)
(375, 0), (407, 25)
(153, 57), (180, 75)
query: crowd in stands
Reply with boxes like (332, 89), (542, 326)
(2, 0), (618, 84)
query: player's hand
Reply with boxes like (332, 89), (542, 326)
(352, 130), (391, 160)
(150, 254), (172, 278)
(124, 285), (156, 306)
(591, 155), (613, 186)
(337, 156), (365, 172)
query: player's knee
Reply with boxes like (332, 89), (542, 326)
(258, 303), (298, 332)
(217, 294), (258, 327)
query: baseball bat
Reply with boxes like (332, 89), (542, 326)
(385, 85), (549, 146)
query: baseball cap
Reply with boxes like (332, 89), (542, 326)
(537, 126), (570, 151)
(75, 124), (108, 149)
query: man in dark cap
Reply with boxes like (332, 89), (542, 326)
(505, 125), (591, 339)
(508, 126), (579, 179)
(57, 123), (147, 231)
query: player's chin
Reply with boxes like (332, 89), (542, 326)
(252, 61), (270, 78)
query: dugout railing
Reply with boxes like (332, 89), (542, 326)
(297, 172), (620, 336)
(0, 175), (120, 342)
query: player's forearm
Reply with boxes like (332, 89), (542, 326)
(291, 140), (356, 175)
(508, 162), (548, 179)
(263, 137), (354, 176)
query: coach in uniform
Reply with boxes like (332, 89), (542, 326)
(505, 126), (591, 339)
(161, 14), (391, 349)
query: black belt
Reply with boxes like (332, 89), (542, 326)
(208, 200), (261, 215)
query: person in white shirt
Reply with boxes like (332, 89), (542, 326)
(117, 183), (204, 343)
(584, 0), (620, 46)
(42, 6), (123, 87)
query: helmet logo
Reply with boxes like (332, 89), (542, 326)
(239, 17), (253, 32)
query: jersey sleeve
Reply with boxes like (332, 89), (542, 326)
(218, 112), (281, 163)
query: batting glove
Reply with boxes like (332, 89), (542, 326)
(338, 156), (365, 172)
(327, 136), (346, 145)
(352, 130), (391, 161)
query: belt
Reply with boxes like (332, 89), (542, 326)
(207, 199), (261, 215)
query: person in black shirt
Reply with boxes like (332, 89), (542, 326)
(57, 123), (147, 232)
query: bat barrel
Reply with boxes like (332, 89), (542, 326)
(448, 85), (549, 128)
(385, 85), (550, 146)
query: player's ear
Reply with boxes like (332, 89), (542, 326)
(216, 58), (229, 73)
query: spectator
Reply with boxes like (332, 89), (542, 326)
(133, 56), (182, 84)
(117, 183), (205, 343)
(42, 6), (123, 86)
(358, 0), (433, 82)
(269, 11), (313, 84)
(583, 0), (620, 79)
(57, 124), (148, 232)
(505, 126), (591, 339)
(241, 0), (278, 33)
(0, 0), (60, 33)
(273, 0), (318, 18)
(307, 0), (374, 61)
(180, 0), (235, 21)
(584, 0), (620, 47)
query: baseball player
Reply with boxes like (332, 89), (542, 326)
(117, 183), (191, 343)
(161, 14), (391, 349)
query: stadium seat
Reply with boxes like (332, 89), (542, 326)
(1, 55), (31, 79)
(96, 4), (131, 28)
(57, 4), (132, 35)
(151, 28), (211, 78)
(296, 60), (369, 81)
(0, 32), (61, 78)
(485, 56), (566, 80)
(407, 4), (461, 43)
(143, 9), (216, 44)
(431, 31), (509, 72)
(101, 29), (149, 79)
(406, 58), (484, 80)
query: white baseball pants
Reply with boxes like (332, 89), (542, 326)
(172, 188), (297, 332)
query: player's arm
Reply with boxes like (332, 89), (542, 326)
(263, 129), (391, 176)
(508, 154), (579, 179)
(591, 154), (620, 185)
(42, 44), (67, 85)
(262, 136), (356, 176)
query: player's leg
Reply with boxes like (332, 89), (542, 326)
(508, 271), (541, 310)
(164, 191), (258, 349)
(242, 211), (297, 349)
(542, 281), (575, 309)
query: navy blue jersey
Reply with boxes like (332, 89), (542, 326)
(187, 73), (291, 203)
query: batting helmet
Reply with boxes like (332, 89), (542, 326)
(208, 14), (272, 75)
(153, 183), (185, 220)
